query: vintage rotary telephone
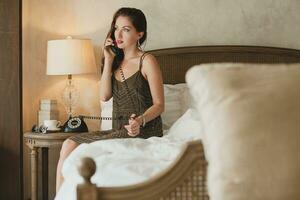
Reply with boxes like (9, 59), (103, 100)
(62, 42), (138, 133)
(110, 41), (122, 57)
(109, 32), (123, 57)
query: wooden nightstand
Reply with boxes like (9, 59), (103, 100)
(24, 132), (81, 200)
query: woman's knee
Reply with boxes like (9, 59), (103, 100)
(60, 139), (78, 157)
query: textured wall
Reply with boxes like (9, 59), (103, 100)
(23, 0), (300, 131)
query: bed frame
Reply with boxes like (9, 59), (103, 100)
(77, 45), (300, 200)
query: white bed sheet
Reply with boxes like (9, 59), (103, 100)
(55, 109), (203, 200)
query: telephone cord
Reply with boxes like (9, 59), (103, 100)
(79, 115), (132, 121)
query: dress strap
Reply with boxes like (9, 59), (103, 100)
(139, 52), (148, 71)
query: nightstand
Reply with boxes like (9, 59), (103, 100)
(24, 132), (81, 200)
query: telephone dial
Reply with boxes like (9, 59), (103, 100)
(62, 116), (88, 133)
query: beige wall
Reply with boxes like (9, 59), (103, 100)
(23, 0), (300, 132)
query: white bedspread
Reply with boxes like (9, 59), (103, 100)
(55, 109), (203, 200)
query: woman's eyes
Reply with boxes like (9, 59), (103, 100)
(114, 27), (130, 32)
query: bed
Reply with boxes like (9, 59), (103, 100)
(55, 45), (300, 200)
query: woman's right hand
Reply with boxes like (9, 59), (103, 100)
(103, 38), (116, 63)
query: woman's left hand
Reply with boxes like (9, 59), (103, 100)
(124, 114), (141, 137)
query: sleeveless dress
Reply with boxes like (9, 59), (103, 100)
(69, 53), (163, 144)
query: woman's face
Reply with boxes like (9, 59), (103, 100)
(114, 16), (142, 49)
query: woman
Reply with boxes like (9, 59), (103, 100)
(56, 7), (164, 193)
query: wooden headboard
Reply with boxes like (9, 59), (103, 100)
(149, 45), (300, 84)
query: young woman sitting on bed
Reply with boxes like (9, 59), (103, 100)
(55, 7), (164, 193)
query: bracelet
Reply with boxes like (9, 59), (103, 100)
(141, 115), (146, 127)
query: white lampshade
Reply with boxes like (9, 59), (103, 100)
(47, 38), (97, 75)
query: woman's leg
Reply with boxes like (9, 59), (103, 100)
(56, 139), (79, 193)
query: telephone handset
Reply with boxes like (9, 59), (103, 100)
(110, 42), (122, 56)
(62, 60), (139, 133)
(110, 34), (122, 56)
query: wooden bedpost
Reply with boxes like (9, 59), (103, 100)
(77, 157), (98, 200)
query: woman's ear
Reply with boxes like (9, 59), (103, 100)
(138, 32), (144, 39)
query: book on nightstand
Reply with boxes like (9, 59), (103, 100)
(38, 99), (59, 126)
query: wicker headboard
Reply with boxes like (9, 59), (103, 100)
(149, 45), (300, 84)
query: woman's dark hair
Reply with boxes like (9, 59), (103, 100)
(103, 7), (147, 72)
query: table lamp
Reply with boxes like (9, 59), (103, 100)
(46, 36), (96, 118)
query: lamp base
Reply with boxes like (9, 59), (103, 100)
(61, 75), (79, 118)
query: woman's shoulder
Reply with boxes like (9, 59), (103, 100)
(142, 52), (155, 60)
(142, 52), (159, 67)
(140, 52), (161, 79)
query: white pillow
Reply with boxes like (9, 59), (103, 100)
(100, 98), (113, 130)
(161, 83), (191, 129)
(166, 108), (203, 141)
(187, 63), (300, 200)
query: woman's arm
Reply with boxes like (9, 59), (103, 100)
(139, 54), (164, 123)
(99, 39), (116, 101)
(99, 59), (113, 101)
